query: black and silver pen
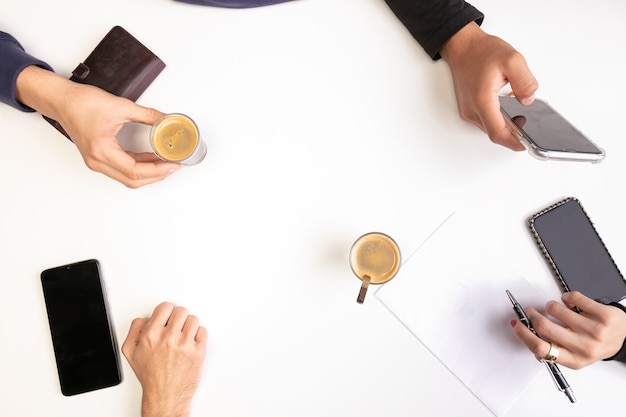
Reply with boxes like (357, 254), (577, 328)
(506, 290), (576, 403)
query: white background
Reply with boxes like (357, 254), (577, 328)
(1, 0), (625, 416)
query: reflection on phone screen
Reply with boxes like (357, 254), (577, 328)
(531, 199), (626, 304)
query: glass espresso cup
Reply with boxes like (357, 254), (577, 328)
(349, 232), (401, 304)
(150, 113), (207, 165)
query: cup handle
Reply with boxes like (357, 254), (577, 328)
(356, 275), (371, 304)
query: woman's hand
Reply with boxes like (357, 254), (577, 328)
(511, 291), (626, 369)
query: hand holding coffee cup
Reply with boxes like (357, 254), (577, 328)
(349, 232), (401, 304)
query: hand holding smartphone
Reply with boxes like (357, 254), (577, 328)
(528, 197), (626, 304)
(500, 96), (605, 162)
(41, 259), (122, 396)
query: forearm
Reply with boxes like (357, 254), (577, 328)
(14, 65), (74, 120)
(383, 0), (484, 59)
(0, 31), (54, 111)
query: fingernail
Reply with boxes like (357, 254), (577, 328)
(520, 94), (535, 105)
(510, 319), (517, 328)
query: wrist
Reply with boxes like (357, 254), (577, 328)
(15, 65), (72, 120)
(603, 302), (626, 362)
(141, 391), (192, 417)
(440, 21), (485, 64)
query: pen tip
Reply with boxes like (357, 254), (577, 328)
(566, 389), (576, 403)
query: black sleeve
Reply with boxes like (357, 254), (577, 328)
(383, 0), (484, 60)
(604, 302), (626, 363)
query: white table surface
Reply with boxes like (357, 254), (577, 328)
(1, 0), (625, 416)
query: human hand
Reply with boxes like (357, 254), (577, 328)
(511, 291), (626, 369)
(15, 66), (181, 188)
(440, 22), (538, 150)
(122, 302), (208, 417)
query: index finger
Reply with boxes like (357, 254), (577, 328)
(145, 302), (176, 329)
(512, 313), (582, 367)
(512, 316), (548, 357)
(89, 144), (181, 188)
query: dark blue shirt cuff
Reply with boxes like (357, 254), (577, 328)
(173, 0), (296, 8)
(0, 31), (54, 112)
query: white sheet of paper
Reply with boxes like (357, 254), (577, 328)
(376, 211), (545, 417)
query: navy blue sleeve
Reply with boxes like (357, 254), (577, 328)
(173, 0), (295, 7)
(0, 31), (54, 112)
(383, 0), (484, 60)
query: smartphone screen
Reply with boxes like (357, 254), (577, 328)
(41, 259), (122, 396)
(529, 198), (626, 304)
(499, 96), (604, 161)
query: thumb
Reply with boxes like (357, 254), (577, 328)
(505, 56), (538, 105)
(126, 102), (166, 126)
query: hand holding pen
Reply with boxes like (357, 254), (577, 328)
(506, 290), (576, 403)
(509, 290), (626, 370)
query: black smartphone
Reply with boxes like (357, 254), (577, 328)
(41, 259), (122, 396)
(499, 96), (605, 162)
(528, 197), (626, 304)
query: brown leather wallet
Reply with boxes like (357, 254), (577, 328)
(43, 25), (166, 140)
